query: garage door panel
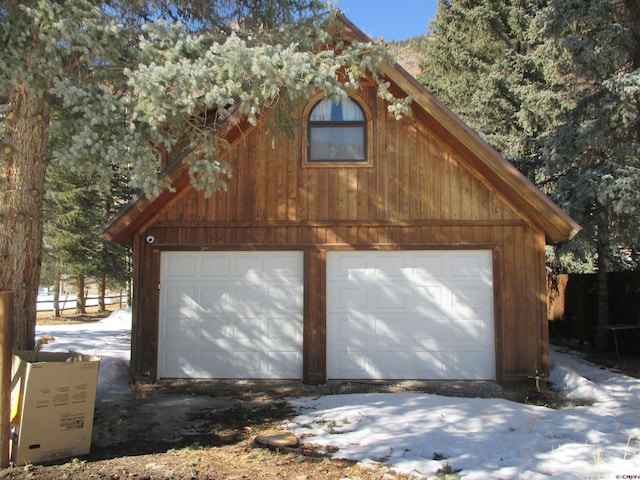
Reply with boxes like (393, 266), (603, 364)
(374, 351), (409, 378)
(328, 286), (367, 311)
(162, 285), (199, 313)
(331, 253), (369, 276)
(327, 250), (495, 380)
(450, 252), (492, 276)
(161, 350), (198, 378)
(327, 348), (412, 379)
(328, 349), (369, 378)
(232, 317), (266, 339)
(234, 254), (265, 276)
(200, 254), (230, 276)
(414, 317), (452, 341)
(269, 253), (304, 275)
(372, 253), (407, 275)
(267, 351), (302, 377)
(373, 286), (411, 310)
(199, 287), (233, 313)
(329, 315), (372, 343)
(450, 350), (494, 379)
(449, 304), (486, 319)
(232, 352), (264, 377)
(451, 318), (489, 343)
(200, 351), (232, 377)
(233, 286), (265, 309)
(264, 286), (303, 310)
(229, 286), (302, 314)
(159, 251), (303, 379)
(374, 318), (407, 341)
(268, 317), (303, 341)
(413, 287), (446, 314)
(451, 286), (490, 314)
(164, 254), (198, 277)
(161, 346), (305, 379)
(412, 255), (445, 278)
(163, 316), (231, 344)
(231, 252), (302, 279)
(414, 351), (450, 379)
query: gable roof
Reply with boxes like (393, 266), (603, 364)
(103, 14), (580, 245)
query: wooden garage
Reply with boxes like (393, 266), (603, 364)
(103, 16), (580, 384)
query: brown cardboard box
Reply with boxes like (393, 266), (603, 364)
(10, 351), (101, 466)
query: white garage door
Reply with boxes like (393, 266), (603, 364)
(158, 251), (304, 379)
(327, 250), (495, 380)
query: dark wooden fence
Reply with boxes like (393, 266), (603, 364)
(548, 272), (640, 352)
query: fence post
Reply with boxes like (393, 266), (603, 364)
(0, 291), (14, 468)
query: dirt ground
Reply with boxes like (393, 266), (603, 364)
(1, 376), (571, 480)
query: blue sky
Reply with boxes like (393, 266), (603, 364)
(335, 0), (438, 41)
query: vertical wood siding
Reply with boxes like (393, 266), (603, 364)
(135, 85), (547, 383)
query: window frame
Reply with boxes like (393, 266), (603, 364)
(302, 94), (373, 168)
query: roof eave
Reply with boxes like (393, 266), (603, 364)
(102, 147), (195, 245)
(378, 60), (581, 244)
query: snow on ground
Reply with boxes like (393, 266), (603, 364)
(36, 309), (132, 403)
(36, 310), (640, 479)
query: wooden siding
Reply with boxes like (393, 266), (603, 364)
(130, 85), (549, 383)
(156, 88), (522, 226)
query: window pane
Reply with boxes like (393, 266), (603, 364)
(309, 126), (365, 161)
(310, 98), (365, 122)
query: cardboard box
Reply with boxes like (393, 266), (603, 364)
(10, 351), (101, 466)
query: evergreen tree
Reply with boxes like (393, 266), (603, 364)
(43, 160), (133, 315)
(44, 163), (103, 313)
(532, 0), (640, 349)
(419, 0), (553, 179)
(419, 0), (640, 350)
(1, 1), (409, 349)
(96, 164), (134, 310)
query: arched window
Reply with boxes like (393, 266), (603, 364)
(308, 97), (367, 162)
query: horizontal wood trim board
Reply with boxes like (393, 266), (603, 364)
(150, 220), (529, 228)
(148, 243), (501, 251)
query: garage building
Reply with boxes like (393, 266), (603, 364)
(104, 16), (580, 384)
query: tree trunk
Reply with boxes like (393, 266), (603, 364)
(0, 79), (49, 351)
(595, 218), (611, 352)
(53, 271), (61, 318)
(595, 256), (610, 352)
(98, 274), (106, 313)
(75, 275), (86, 314)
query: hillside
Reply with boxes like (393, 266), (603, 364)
(388, 35), (428, 77)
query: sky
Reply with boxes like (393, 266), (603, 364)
(34, 308), (640, 479)
(335, 0), (438, 41)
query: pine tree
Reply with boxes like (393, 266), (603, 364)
(44, 163), (101, 311)
(532, 0), (640, 350)
(96, 164), (134, 311)
(43, 161), (133, 315)
(420, 0), (640, 351)
(419, 0), (552, 180)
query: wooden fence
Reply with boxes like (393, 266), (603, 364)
(37, 292), (128, 314)
(548, 272), (640, 351)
